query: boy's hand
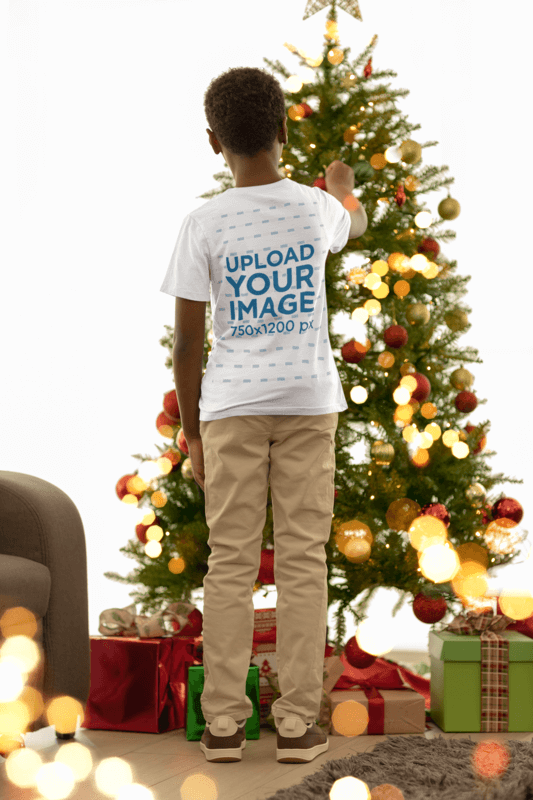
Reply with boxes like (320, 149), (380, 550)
(186, 436), (205, 492)
(325, 160), (355, 193)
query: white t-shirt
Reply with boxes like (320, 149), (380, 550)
(160, 177), (351, 421)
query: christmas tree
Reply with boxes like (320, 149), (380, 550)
(106, 0), (527, 651)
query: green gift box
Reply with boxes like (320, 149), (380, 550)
(429, 628), (533, 732)
(185, 664), (261, 741)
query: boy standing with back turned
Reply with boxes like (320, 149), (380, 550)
(160, 66), (367, 764)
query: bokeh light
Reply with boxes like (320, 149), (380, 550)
(356, 617), (395, 657)
(419, 543), (460, 583)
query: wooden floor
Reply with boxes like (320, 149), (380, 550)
(1, 651), (532, 800)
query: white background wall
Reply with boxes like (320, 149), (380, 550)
(3, 0), (532, 651)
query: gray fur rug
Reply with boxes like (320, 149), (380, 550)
(263, 735), (533, 800)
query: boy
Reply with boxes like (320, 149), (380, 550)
(160, 66), (367, 763)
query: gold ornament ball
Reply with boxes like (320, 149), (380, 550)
(343, 127), (357, 144)
(445, 308), (469, 332)
(466, 482), (486, 506)
(400, 362), (416, 377)
(405, 302), (430, 326)
(438, 196), (461, 220)
(386, 498), (421, 532)
(181, 458), (194, 480)
(400, 139), (422, 165)
(335, 519), (373, 546)
(334, 519), (373, 559)
(344, 537), (372, 563)
(371, 441), (395, 466)
(450, 367), (474, 390)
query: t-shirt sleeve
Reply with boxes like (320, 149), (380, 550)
(160, 214), (211, 301)
(313, 186), (351, 253)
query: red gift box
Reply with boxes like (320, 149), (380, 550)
(83, 635), (202, 733)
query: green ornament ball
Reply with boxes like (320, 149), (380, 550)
(353, 161), (374, 185)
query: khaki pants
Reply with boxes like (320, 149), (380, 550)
(198, 412), (339, 727)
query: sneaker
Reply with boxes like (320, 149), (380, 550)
(276, 716), (329, 763)
(199, 716), (247, 762)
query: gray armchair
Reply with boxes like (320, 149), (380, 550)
(0, 471), (90, 739)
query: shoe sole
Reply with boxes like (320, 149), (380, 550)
(199, 739), (246, 762)
(276, 720), (329, 763)
(276, 738), (329, 763)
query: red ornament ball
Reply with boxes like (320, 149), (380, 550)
(417, 237), (440, 258)
(420, 502), (450, 527)
(163, 389), (180, 422)
(177, 428), (190, 454)
(136, 524), (148, 544)
(313, 177), (327, 191)
(135, 519), (161, 544)
(410, 373), (431, 403)
(344, 635), (377, 669)
(413, 592), (447, 624)
(160, 448), (181, 471)
(464, 424), (487, 454)
(341, 339), (367, 364)
(496, 597), (533, 637)
(115, 474), (144, 501)
(492, 497), (523, 526)
(157, 410), (179, 436)
(455, 391), (477, 413)
(481, 502), (492, 525)
(300, 102), (313, 118)
(383, 325), (408, 349)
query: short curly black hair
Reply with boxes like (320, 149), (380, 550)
(204, 66), (286, 159)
